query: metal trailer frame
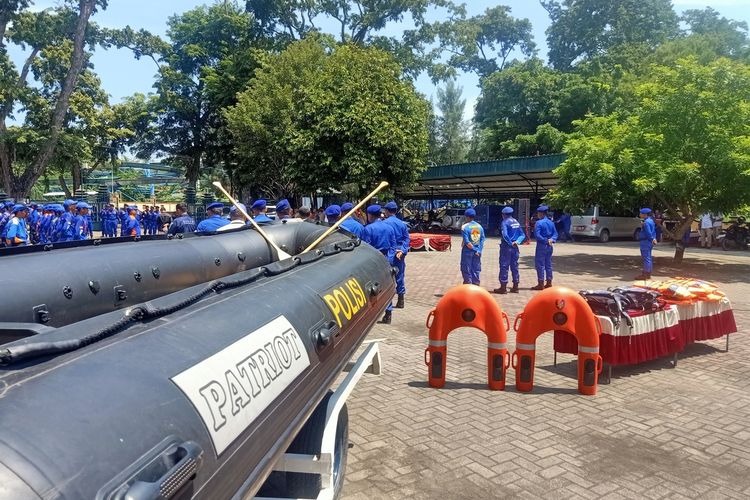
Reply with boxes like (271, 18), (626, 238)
(254, 341), (383, 500)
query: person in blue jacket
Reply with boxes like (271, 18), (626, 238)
(5, 204), (29, 246)
(50, 204), (65, 242)
(0, 201), (15, 246)
(168, 203), (196, 235)
(72, 202), (91, 240)
(196, 202), (230, 232)
(324, 204), (341, 224)
(122, 205), (142, 236)
(339, 202), (364, 238)
(383, 201), (410, 308)
(37, 205), (51, 244)
(494, 206), (526, 294)
(460, 208), (485, 286)
(635, 207), (658, 280)
(276, 199), (293, 220)
(531, 205), (557, 290)
(251, 199), (273, 223)
(362, 204), (397, 324)
(57, 199), (78, 242)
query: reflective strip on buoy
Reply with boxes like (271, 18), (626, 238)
(516, 343), (536, 350)
(429, 340), (447, 347)
(487, 342), (507, 350)
(578, 345), (599, 353)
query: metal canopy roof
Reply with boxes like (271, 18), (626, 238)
(397, 153), (566, 200)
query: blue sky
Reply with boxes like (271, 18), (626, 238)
(19, 0), (750, 120)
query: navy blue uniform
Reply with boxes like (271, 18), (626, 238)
(383, 215), (409, 295)
(196, 215), (230, 232)
(5, 217), (28, 246)
(534, 217), (557, 282)
(640, 217), (657, 273)
(362, 219), (397, 312)
(340, 217), (364, 238)
(460, 220), (485, 285)
(500, 216), (525, 285)
(168, 214), (196, 235)
(254, 214), (273, 224)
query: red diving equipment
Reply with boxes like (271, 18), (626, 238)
(425, 284), (509, 390)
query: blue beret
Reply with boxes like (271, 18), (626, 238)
(251, 199), (266, 210)
(341, 202), (354, 211)
(366, 204), (381, 215)
(63, 199), (76, 208)
(230, 202), (247, 213)
(464, 208), (476, 217)
(276, 199), (290, 211)
(12, 204), (27, 213)
(3, 201), (13, 207)
(127, 205), (138, 212)
(536, 205), (549, 212)
(206, 202), (224, 211)
(384, 201), (398, 211)
(76, 201), (90, 209)
(325, 204), (341, 217)
(502, 207), (514, 214)
(640, 208), (652, 214)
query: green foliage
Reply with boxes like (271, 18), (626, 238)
(432, 80), (468, 164)
(549, 58), (750, 235)
(497, 124), (568, 158)
(225, 38), (429, 197)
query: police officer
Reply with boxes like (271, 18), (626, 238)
(460, 208), (485, 285)
(50, 204), (65, 242)
(339, 202), (364, 237)
(636, 208), (658, 280)
(324, 204), (341, 224)
(251, 199), (273, 223)
(5, 204), (29, 246)
(73, 202), (91, 240)
(196, 202), (230, 232)
(276, 199), (293, 220)
(0, 201), (14, 246)
(58, 199), (78, 242)
(383, 201), (410, 308)
(218, 203), (248, 232)
(531, 205), (557, 290)
(122, 205), (142, 236)
(168, 203), (196, 235)
(362, 204), (397, 324)
(494, 206), (526, 294)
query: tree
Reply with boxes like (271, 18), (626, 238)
(542, 0), (679, 70)
(0, 0), (105, 199)
(435, 5), (536, 77)
(434, 80), (468, 164)
(497, 123), (568, 158)
(225, 38), (429, 198)
(548, 58), (750, 262)
(681, 7), (749, 59)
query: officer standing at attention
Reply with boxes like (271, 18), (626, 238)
(383, 201), (410, 308)
(324, 204), (341, 224)
(362, 204), (397, 324)
(339, 202), (364, 237)
(531, 205), (557, 290)
(73, 202), (91, 240)
(5, 204), (29, 246)
(59, 199), (78, 242)
(251, 199), (273, 223)
(635, 208), (658, 280)
(196, 202), (230, 232)
(460, 208), (485, 285)
(494, 206), (526, 294)
(276, 199), (293, 220)
(168, 203), (196, 234)
(123, 205), (142, 236)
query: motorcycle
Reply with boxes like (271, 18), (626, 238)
(718, 217), (749, 251)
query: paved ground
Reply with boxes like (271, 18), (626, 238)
(339, 237), (750, 499)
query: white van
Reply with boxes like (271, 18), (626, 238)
(571, 206), (643, 243)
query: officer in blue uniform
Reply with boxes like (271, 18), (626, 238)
(494, 206), (526, 294)
(122, 205), (142, 236)
(460, 208), (485, 285)
(383, 201), (410, 308)
(50, 204), (65, 242)
(57, 199), (78, 242)
(532, 205), (557, 290)
(37, 205), (51, 244)
(324, 204), (341, 224)
(168, 203), (196, 234)
(339, 202), (364, 237)
(251, 199), (273, 223)
(636, 207), (658, 280)
(0, 201), (15, 246)
(118, 205), (128, 235)
(362, 204), (397, 324)
(72, 202), (91, 240)
(5, 204), (29, 246)
(276, 199), (293, 220)
(196, 202), (230, 232)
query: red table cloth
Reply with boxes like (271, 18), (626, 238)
(409, 233), (451, 251)
(675, 298), (737, 343)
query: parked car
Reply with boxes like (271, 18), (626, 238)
(571, 206), (642, 243)
(440, 208), (467, 231)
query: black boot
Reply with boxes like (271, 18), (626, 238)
(493, 283), (508, 294)
(379, 310), (392, 324)
(544, 280), (553, 288)
(395, 294), (405, 308)
(510, 283), (520, 293)
(530, 281), (544, 290)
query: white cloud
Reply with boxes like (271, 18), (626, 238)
(672, 0), (750, 6)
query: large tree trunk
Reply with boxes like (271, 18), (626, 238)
(8, 0), (97, 199)
(670, 216), (695, 265)
(186, 154), (201, 192)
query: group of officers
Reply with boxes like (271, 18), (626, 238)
(0, 200), (95, 246)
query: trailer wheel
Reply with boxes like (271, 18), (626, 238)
(286, 391), (349, 499)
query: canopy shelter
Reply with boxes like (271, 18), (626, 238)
(397, 154), (566, 200)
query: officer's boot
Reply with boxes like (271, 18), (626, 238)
(380, 310), (392, 324)
(544, 280), (553, 288)
(396, 294), (405, 308)
(530, 281), (545, 290)
(493, 283), (508, 294)
(510, 282), (520, 293)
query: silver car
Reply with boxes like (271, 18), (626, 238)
(571, 206), (643, 243)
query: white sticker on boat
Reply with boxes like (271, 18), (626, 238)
(172, 316), (310, 455)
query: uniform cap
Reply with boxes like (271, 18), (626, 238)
(276, 199), (290, 212)
(76, 201), (91, 210)
(251, 199), (267, 210)
(384, 201), (398, 211)
(502, 207), (514, 214)
(536, 205), (549, 212)
(325, 204), (341, 217)
(12, 204), (27, 213)
(206, 202), (224, 211)
(464, 208), (476, 217)
(3, 201), (13, 207)
(366, 204), (382, 216)
(63, 199), (76, 208)
(52, 204), (64, 212)
(640, 207), (652, 214)
(230, 202), (247, 214)
(341, 202), (354, 211)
